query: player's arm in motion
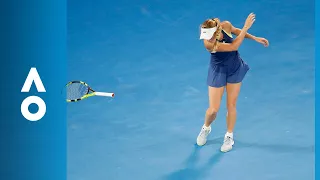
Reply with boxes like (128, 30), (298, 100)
(228, 20), (269, 47)
(204, 13), (256, 52)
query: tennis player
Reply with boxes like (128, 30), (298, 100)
(197, 13), (269, 152)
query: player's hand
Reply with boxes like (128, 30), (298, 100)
(243, 13), (256, 30)
(255, 37), (269, 47)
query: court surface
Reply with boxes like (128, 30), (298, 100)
(67, 0), (315, 179)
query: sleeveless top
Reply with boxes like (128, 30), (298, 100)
(210, 30), (242, 73)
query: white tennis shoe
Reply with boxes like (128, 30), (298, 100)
(196, 125), (211, 146)
(220, 135), (234, 152)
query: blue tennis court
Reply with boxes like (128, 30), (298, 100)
(67, 0), (314, 179)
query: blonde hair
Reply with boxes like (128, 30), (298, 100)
(201, 18), (222, 51)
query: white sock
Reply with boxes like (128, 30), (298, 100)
(225, 132), (233, 138)
(203, 124), (210, 130)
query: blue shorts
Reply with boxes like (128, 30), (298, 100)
(207, 60), (249, 88)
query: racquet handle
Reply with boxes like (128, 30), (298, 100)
(94, 92), (115, 97)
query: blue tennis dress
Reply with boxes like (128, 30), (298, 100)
(207, 30), (250, 87)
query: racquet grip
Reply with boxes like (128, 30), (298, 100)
(94, 92), (115, 97)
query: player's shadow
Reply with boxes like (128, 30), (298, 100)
(163, 137), (314, 180)
(163, 137), (224, 180)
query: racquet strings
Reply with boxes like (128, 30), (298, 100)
(66, 83), (89, 100)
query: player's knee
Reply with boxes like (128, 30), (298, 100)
(206, 107), (218, 117)
(227, 102), (237, 112)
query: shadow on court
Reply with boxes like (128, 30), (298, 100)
(163, 137), (225, 180)
(163, 136), (314, 180)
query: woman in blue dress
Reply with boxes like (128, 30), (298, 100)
(197, 13), (269, 152)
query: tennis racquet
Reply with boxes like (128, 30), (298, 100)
(65, 81), (114, 102)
